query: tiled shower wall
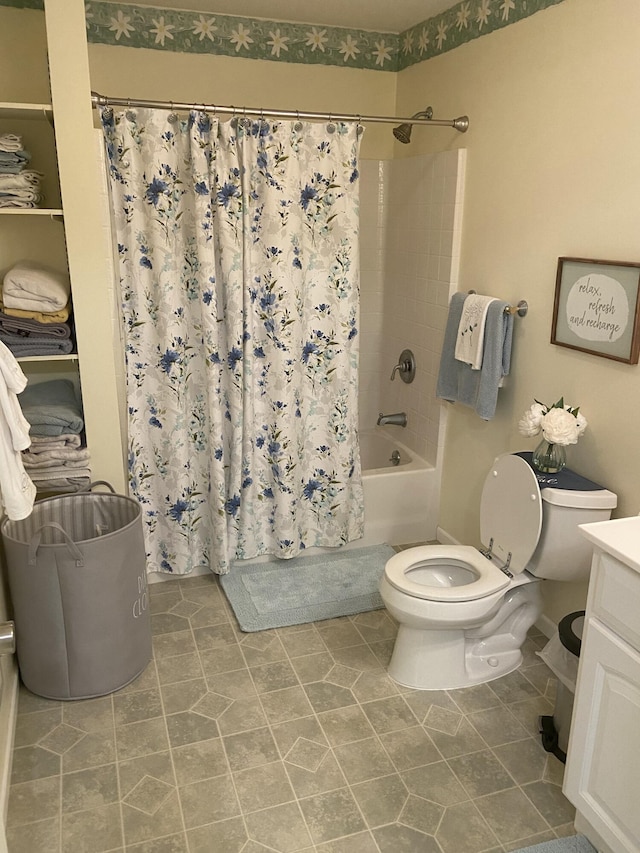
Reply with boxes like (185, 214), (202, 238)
(359, 149), (466, 465)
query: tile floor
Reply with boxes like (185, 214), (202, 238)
(6, 570), (575, 853)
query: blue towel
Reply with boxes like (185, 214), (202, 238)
(19, 378), (84, 436)
(436, 292), (514, 420)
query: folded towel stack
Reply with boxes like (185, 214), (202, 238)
(0, 133), (42, 208)
(19, 379), (90, 492)
(0, 262), (74, 357)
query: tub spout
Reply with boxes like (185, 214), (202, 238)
(377, 412), (407, 427)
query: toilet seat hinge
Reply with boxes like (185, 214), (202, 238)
(480, 538), (494, 560)
(481, 539), (514, 577)
(501, 554), (514, 578)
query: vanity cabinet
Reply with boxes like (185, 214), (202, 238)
(564, 516), (640, 853)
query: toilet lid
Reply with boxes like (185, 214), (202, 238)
(480, 453), (543, 574)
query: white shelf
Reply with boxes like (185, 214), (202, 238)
(17, 354), (78, 364)
(0, 102), (53, 121)
(0, 208), (63, 217)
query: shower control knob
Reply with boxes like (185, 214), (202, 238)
(389, 349), (416, 383)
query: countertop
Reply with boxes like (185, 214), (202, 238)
(579, 516), (640, 574)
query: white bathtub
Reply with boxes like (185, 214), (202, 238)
(355, 429), (439, 548)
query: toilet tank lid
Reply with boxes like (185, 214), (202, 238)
(513, 453), (618, 510)
(540, 486), (617, 509)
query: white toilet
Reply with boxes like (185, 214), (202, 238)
(379, 452), (617, 691)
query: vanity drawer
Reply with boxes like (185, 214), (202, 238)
(590, 551), (640, 652)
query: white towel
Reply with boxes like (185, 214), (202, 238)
(0, 171), (42, 190)
(3, 261), (71, 313)
(0, 341), (36, 520)
(0, 134), (23, 153)
(0, 194), (42, 209)
(454, 294), (497, 370)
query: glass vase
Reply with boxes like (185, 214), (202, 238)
(532, 439), (566, 474)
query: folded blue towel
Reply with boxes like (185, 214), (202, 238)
(0, 332), (73, 358)
(436, 292), (514, 420)
(19, 378), (84, 436)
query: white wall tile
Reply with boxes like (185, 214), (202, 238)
(359, 149), (466, 463)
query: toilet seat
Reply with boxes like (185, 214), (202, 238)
(384, 545), (511, 602)
(384, 454), (545, 604)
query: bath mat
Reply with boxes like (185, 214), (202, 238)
(220, 544), (395, 632)
(510, 835), (596, 853)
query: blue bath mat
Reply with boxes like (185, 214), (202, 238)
(220, 544), (395, 632)
(511, 836), (596, 853)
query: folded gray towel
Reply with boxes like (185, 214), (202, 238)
(436, 292), (514, 420)
(22, 446), (91, 469)
(0, 310), (71, 339)
(29, 465), (92, 481)
(0, 333), (73, 358)
(19, 378), (84, 436)
(32, 476), (91, 493)
(29, 433), (82, 451)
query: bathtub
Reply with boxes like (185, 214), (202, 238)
(355, 429), (439, 548)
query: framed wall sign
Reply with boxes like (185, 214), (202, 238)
(551, 257), (640, 364)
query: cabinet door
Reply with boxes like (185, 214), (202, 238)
(564, 619), (640, 853)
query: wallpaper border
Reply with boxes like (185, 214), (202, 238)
(2, 0), (566, 72)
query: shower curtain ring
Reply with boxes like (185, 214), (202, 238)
(327, 113), (336, 134)
(168, 101), (177, 123)
(357, 115), (364, 136)
(294, 110), (302, 132)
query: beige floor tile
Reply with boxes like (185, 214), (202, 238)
(61, 802), (124, 852)
(179, 773), (240, 829)
(234, 759), (296, 812)
(8, 600), (575, 853)
(333, 736), (394, 784)
(350, 772), (409, 827)
(299, 787), (366, 844)
(244, 800), (313, 851)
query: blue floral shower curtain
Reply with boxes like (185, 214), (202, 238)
(101, 107), (364, 574)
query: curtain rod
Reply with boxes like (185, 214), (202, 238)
(90, 92), (469, 133)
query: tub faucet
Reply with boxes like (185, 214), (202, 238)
(377, 412), (407, 427)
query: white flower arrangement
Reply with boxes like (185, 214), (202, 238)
(518, 398), (587, 446)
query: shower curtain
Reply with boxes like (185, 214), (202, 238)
(101, 107), (364, 574)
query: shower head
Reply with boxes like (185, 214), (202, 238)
(392, 106), (433, 144)
(392, 122), (413, 144)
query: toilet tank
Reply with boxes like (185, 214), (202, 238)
(527, 485), (617, 582)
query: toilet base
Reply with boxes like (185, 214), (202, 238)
(388, 624), (523, 690)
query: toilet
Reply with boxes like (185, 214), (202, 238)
(379, 452), (617, 690)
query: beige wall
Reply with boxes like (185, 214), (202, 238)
(396, 0), (640, 621)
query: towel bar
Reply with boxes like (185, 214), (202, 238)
(467, 291), (528, 317)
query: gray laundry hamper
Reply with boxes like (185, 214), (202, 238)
(1, 482), (151, 700)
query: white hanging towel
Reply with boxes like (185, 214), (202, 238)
(0, 340), (35, 520)
(454, 294), (498, 369)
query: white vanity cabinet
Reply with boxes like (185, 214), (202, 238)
(564, 516), (640, 853)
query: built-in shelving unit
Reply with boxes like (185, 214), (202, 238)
(0, 102), (52, 121)
(1, 1), (126, 494)
(0, 101), (77, 376)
